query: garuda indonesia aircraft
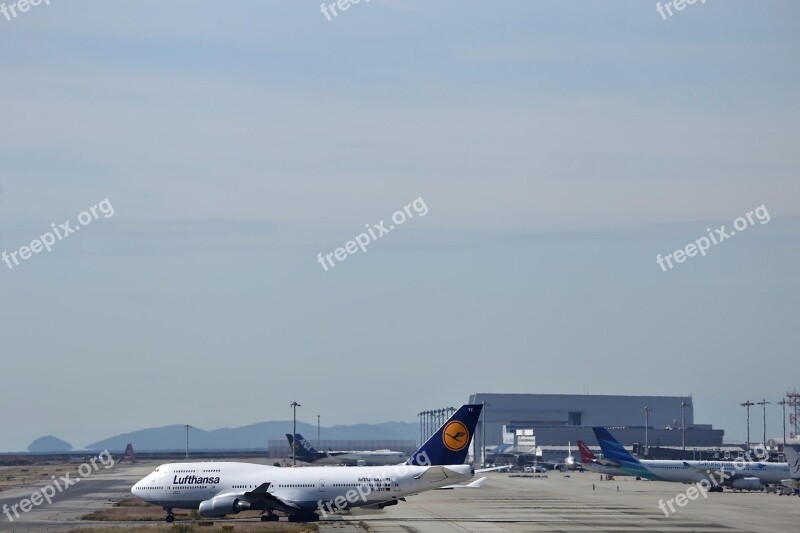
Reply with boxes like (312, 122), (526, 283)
(593, 427), (790, 491)
(286, 433), (406, 466)
(132, 404), (485, 522)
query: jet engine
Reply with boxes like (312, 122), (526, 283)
(198, 496), (252, 517)
(731, 477), (762, 491)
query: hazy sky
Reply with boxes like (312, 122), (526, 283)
(1, 0), (798, 452)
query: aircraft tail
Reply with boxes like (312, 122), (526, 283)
(407, 404), (482, 466)
(286, 433), (322, 460)
(785, 443), (800, 478)
(592, 427), (654, 478)
(119, 443), (136, 463)
(577, 440), (595, 464)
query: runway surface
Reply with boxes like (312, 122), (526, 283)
(1, 463), (798, 532)
(0, 461), (146, 531)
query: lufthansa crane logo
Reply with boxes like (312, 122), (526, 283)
(442, 421), (469, 452)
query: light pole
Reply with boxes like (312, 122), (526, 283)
(756, 399), (770, 446)
(317, 414), (321, 449)
(425, 410), (431, 440)
(643, 406), (652, 450)
(185, 425), (191, 460)
(779, 399), (788, 448)
(428, 410), (432, 440)
(482, 402), (490, 467)
(741, 400), (754, 453)
(290, 401), (301, 466)
(680, 402), (689, 451)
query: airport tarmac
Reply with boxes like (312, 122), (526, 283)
(1, 462), (798, 532)
(346, 472), (800, 532)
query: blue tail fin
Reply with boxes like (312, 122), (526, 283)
(286, 433), (322, 460)
(407, 404), (482, 466)
(293, 434), (320, 455)
(592, 427), (655, 478)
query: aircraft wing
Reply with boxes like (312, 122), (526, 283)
(218, 483), (301, 514)
(476, 465), (512, 473)
(413, 466), (466, 484)
(439, 477), (487, 489)
(780, 478), (800, 489)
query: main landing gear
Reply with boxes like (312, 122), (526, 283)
(164, 508), (175, 522)
(260, 512), (279, 522)
(288, 512), (320, 522)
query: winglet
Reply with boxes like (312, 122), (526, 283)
(245, 482), (271, 496)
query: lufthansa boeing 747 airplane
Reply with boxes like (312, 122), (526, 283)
(131, 404), (484, 522)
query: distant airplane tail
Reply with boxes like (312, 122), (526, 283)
(592, 427), (654, 478)
(577, 440), (595, 464)
(285, 433), (322, 460)
(118, 443), (136, 463)
(407, 404), (483, 466)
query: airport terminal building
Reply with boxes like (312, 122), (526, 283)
(467, 393), (724, 452)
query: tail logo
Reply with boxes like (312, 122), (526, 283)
(442, 421), (469, 452)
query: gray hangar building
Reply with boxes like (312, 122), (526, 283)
(468, 392), (724, 450)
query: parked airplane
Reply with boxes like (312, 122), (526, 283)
(560, 442), (578, 471)
(286, 433), (406, 466)
(593, 427), (790, 491)
(576, 440), (627, 477)
(132, 404), (484, 522)
(541, 442), (582, 472)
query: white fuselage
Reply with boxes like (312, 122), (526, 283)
(313, 451), (407, 466)
(638, 460), (790, 485)
(132, 461), (473, 513)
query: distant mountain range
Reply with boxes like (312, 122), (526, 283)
(28, 435), (73, 453)
(83, 420), (419, 452)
